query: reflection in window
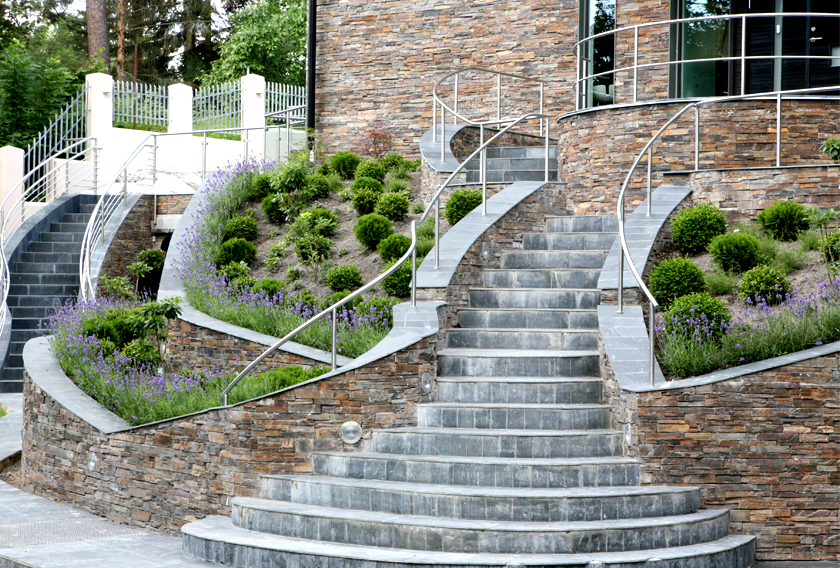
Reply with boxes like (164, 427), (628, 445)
(677, 0), (732, 97)
(582, 0), (616, 106)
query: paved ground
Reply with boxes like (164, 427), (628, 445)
(0, 394), (22, 467)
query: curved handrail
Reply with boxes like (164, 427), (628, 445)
(219, 111), (554, 405)
(615, 83), (840, 386)
(575, 12), (840, 109)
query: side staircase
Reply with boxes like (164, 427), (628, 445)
(0, 199), (96, 392)
(464, 145), (559, 183)
(182, 209), (755, 566)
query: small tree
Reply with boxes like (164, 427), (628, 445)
(357, 121), (394, 160)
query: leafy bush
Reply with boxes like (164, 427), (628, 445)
(223, 215), (258, 242)
(270, 161), (309, 193)
(739, 265), (790, 305)
(357, 121), (394, 159)
(822, 230), (840, 264)
(231, 365), (329, 401)
(378, 234), (412, 262)
(708, 232), (759, 273)
(757, 201), (810, 241)
(374, 192), (409, 221)
(286, 266), (303, 281)
(773, 247), (806, 274)
(351, 176), (384, 194)
(799, 230), (822, 252)
(647, 256), (706, 309)
(417, 237), (434, 258)
(820, 138), (840, 162)
(320, 290), (363, 310)
(670, 203), (727, 254)
(704, 270), (738, 296)
(136, 249), (166, 272)
(355, 160), (386, 183)
(316, 162), (333, 176)
(412, 203), (425, 214)
(250, 173), (274, 201)
(263, 243), (285, 272)
(330, 151), (362, 180)
(391, 165), (412, 181)
(293, 233), (332, 263)
(324, 173), (344, 193)
(98, 276), (136, 300)
(385, 178), (408, 193)
(307, 174), (331, 199)
(380, 153), (404, 172)
(324, 264), (364, 292)
(663, 292), (731, 340)
(290, 208), (339, 238)
(262, 193), (283, 224)
(354, 214), (393, 249)
(381, 258), (414, 297)
(352, 188), (382, 215)
(444, 189), (482, 225)
(122, 337), (162, 366)
(254, 278), (286, 298)
(216, 238), (257, 266)
(218, 261), (256, 290)
(262, 190), (315, 224)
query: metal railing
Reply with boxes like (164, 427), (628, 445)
(218, 111), (554, 405)
(0, 138), (98, 335)
(194, 80), (241, 131)
(114, 80), (168, 128)
(615, 84), (840, 386)
(266, 82), (305, 116)
(24, 89), (87, 177)
(432, 67), (548, 160)
(575, 12), (840, 110)
(265, 104), (307, 160)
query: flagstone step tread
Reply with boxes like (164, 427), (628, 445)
(438, 349), (599, 358)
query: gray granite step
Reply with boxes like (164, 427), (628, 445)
(484, 268), (602, 289)
(438, 349), (599, 378)
(417, 402), (609, 430)
(435, 376), (602, 404)
(469, 288), (600, 310)
(183, 516), (756, 568)
(465, 169), (558, 183)
(229, 499), (730, 554)
(311, 451), (641, 488)
(255, 475), (700, 521)
(457, 307), (599, 330)
(446, 328), (599, 350)
(546, 215), (619, 233)
(523, 232), (616, 251)
(485, 146), (558, 159)
(370, 427), (624, 458)
(501, 250), (608, 270)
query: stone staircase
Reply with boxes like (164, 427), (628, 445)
(182, 213), (755, 566)
(0, 201), (96, 393)
(464, 146), (559, 183)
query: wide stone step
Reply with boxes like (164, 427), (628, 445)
(500, 250), (608, 270)
(418, 402), (609, 430)
(8, 284), (79, 297)
(465, 157), (556, 171)
(10, 272), (78, 285)
(63, 212), (92, 223)
(8, 306), (54, 319)
(230, 499), (730, 554)
(49, 221), (88, 233)
(5, 295), (63, 308)
(546, 215), (619, 233)
(438, 349), (599, 378)
(436, 376), (602, 404)
(469, 288), (600, 310)
(446, 328), (599, 350)
(19, 251), (81, 264)
(457, 308), (598, 330)
(79, 203), (97, 214)
(312, 451), (640, 488)
(38, 232), (84, 243)
(27, 241), (82, 253)
(183, 517), (756, 568)
(485, 146), (558, 159)
(11, 318), (48, 330)
(13, 262), (79, 274)
(523, 232), (616, 251)
(257, 476), (700, 522)
(370, 427), (624, 458)
(465, 170), (558, 183)
(484, 269), (601, 289)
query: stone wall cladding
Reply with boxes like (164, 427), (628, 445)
(98, 196), (154, 281)
(156, 195), (192, 216)
(21, 336), (435, 534)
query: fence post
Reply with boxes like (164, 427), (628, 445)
(168, 83), (193, 134)
(85, 73), (114, 173)
(241, 73), (266, 160)
(0, 147), (24, 219)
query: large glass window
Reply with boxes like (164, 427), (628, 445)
(673, 0), (732, 97)
(580, 0), (616, 106)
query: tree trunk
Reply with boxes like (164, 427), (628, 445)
(117, 0), (125, 73)
(87, 0), (110, 67)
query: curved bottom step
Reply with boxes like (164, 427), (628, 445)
(183, 517), (755, 568)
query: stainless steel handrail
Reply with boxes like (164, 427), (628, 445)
(432, 67), (549, 159)
(265, 104), (307, 159)
(219, 111), (554, 405)
(575, 12), (840, 109)
(615, 83), (840, 386)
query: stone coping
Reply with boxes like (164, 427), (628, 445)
(415, 181), (547, 288)
(418, 125), (467, 172)
(665, 164), (840, 175)
(23, 300), (442, 434)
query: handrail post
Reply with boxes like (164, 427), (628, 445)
(432, 99), (437, 142)
(331, 307), (337, 371)
(575, 46), (581, 111)
(454, 73), (459, 125)
(633, 27), (639, 103)
(122, 168), (127, 209)
(544, 117), (550, 183)
(93, 146), (99, 195)
(481, 124), (487, 216)
(410, 236), (417, 307)
(694, 106), (700, 170)
(202, 132), (207, 179)
(740, 15), (747, 96)
(434, 197), (440, 270)
(646, 147), (652, 217)
(244, 129), (250, 159)
(539, 83), (544, 136)
(441, 112), (446, 161)
(649, 301), (656, 386)
(152, 135), (157, 184)
(496, 74), (501, 122)
(776, 93), (782, 167)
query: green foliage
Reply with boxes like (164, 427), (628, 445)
(412, 203), (425, 214)
(417, 216), (435, 240)
(286, 266), (303, 281)
(229, 365), (329, 403)
(444, 189), (482, 225)
(200, 0), (306, 86)
(757, 201), (810, 241)
(355, 160), (386, 183)
(352, 188), (382, 216)
(324, 173), (344, 193)
(324, 264), (364, 292)
(708, 232), (759, 273)
(772, 246), (806, 275)
(739, 265), (790, 305)
(216, 237), (257, 266)
(820, 138), (840, 163)
(377, 234), (411, 262)
(374, 192), (409, 221)
(354, 214), (393, 249)
(330, 151), (362, 180)
(664, 292), (731, 339)
(799, 230), (822, 252)
(670, 203), (727, 254)
(351, 176), (384, 194)
(321, 290), (363, 310)
(98, 276), (136, 301)
(416, 237), (434, 258)
(293, 233), (332, 263)
(307, 174), (331, 199)
(704, 270), (738, 296)
(380, 153), (405, 172)
(316, 162), (333, 175)
(262, 188), (316, 225)
(381, 258), (416, 297)
(262, 193), (284, 224)
(136, 249), (166, 272)
(270, 161), (309, 193)
(647, 256), (706, 309)
(821, 230), (840, 264)
(223, 215), (258, 241)
(391, 165), (412, 181)
(385, 178), (408, 193)
(218, 260), (252, 283)
(290, 207), (339, 238)
(253, 278), (286, 298)
(250, 173), (274, 201)
(263, 243), (285, 272)
(121, 338), (162, 366)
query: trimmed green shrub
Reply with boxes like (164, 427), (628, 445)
(381, 259), (414, 297)
(293, 233), (332, 263)
(822, 230), (840, 263)
(261, 193), (283, 224)
(307, 174), (331, 199)
(378, 234), (411, 262)
(223, 215), (258, 242)
(670, 203), (727, 254)
(270, 161), (309, 193)
(647, 256), (706, 310)
(739, 265), (790, 305)
(218, 260), (251, 281)
(354, 214), (393, 249)
(250, 173), (274, 201)
(324, 264), (364, 292)
(316, 162), (333, 175)
(444, 188), (482, 225)
(412, 203), (425, 214)
(757, 201), (809, 241)
(352, 188), (382, 215)
(374, 192), (409, 221)
(216, 238), (257, 266)
(355, 160), (386, 183)
(290, 208), (339, 238)
(663, 292), (731, 339)
(330, 151), (362, 180)
(122, 337), (162, 365)
(253, 278), (286, 298)
(708, 232), (759, 273)
(380, 153), (405, 172)
(350, 176), (384, 194)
